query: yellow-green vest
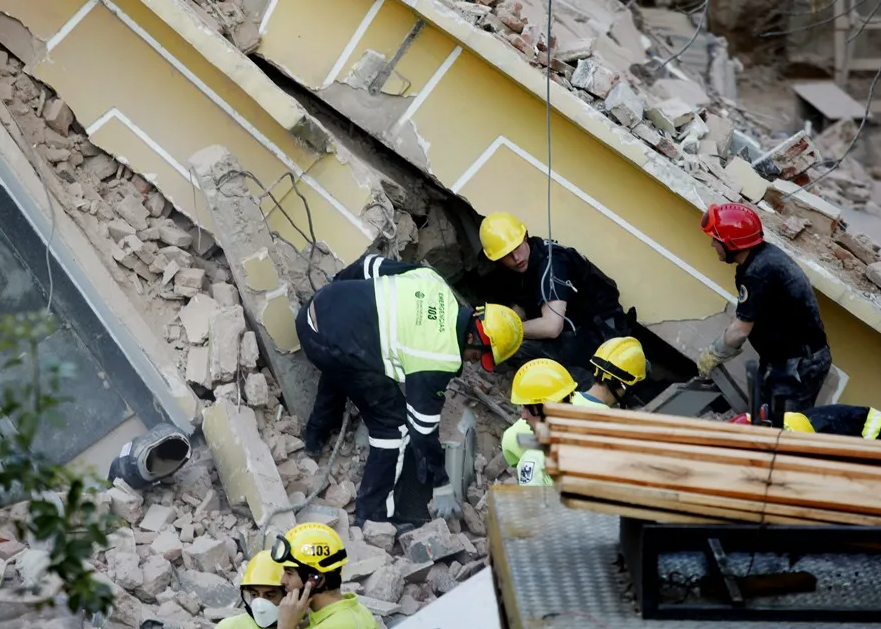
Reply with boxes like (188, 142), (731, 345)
(571, 392), (609, 408)
(373, 268), (462, 382)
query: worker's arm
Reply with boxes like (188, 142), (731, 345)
(517, 450), (552, 486)
(523, 253), (575, 339)
(723, 317), (753, 349)
(522, 300), (568, 339)
(403, 370), (454, 487)
(333, 253), (424, 282)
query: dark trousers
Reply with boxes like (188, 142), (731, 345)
(295, 305), (410, 525)
(760, 346), (832, 412)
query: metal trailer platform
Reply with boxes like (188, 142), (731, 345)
(486, 486), (881, 629)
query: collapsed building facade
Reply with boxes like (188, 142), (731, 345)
(1, 0), (881, 627)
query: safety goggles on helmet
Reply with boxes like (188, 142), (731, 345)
(270, 534), (348, 572)
(700, 205), (719, 239)
(471, 307), (496, 372)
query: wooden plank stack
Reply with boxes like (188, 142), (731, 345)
(538, 401), (881, 526)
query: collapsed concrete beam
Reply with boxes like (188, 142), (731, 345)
(202, 399), (295, 532)
(189, 145), (319, 421)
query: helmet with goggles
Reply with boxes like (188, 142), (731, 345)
(271, 522), (348, 573)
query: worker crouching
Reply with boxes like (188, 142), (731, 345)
(503, 337), (648, 486)
(217, 551), (286, 629)
(271, 523), (378, 629)
(730, 404), (881, 439)
(296, 253), (524, 528)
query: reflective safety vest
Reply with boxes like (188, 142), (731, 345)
(501, 419), (553, 487)
(862, 407), (881, 439)
(571, 392), (609, 409)
(373, 268), (463, 382)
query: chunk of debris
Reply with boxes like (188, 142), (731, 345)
(42, 98), (74, 136)
(724, 157), (768, 203)
(174, 267), (207, 298)
(240, 331), (259, 370)
(115, 194), (151, 231)
(779, 216), (811, 240)
(179, 293), (219, 344)
(398, 519), (465, 564)
(867, 262), (881, 290)
(555, 39), (595, 63)
(764, 180), (842, 236)
(604, 82), (644, 128)
(645, 98), (694, 134)
(107, 485), (144, 524)
(139, 504), (176, 533)
(570, 58), (619, 98)
(362, 521), (397, 553)
(244, 372), (269, 407)
(752, 131), (821, 180)
(208, 305), (246, 382)
(362, 565), (405, 603)
(183, 535), (232, 574)
(177, 570), (240, 608)
(835, 232), (880, 266)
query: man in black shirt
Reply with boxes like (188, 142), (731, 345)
(478, 212), (631, 386)
(697, 202), (832, 411)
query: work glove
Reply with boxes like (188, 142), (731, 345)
(697, 334), (742, 378)
(430, 484), (462, 520)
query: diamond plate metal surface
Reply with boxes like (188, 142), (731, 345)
(487, 486), (878, 629)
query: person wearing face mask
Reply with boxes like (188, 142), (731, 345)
(217, 551), (286, 629)
(271, 522), (377, 629)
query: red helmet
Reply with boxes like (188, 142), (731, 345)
(729, 413), (751, 425)
(700, 203), (764, 251)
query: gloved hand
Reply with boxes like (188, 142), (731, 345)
(431, 484), (462, 520)
(697, 334), (743, 378)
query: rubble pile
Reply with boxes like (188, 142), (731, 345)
(448, 0), (881, 294)
(0, 44), (524, 628)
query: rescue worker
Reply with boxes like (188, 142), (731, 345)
(296, 253), (523, 528)
(502, 337), (648, 486)
(478, 211), (630, 386)
(218, 551), (286, 629)
(271, 523), (377, 629)
(730, 404), (881, 439)
(696, 202), (831, 411)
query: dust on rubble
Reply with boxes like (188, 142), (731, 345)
(0, 44), (517, 627)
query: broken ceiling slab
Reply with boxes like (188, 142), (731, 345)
(764, 179), (843, 237)
(794, 81), (869, 129)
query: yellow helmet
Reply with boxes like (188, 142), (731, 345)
(476, 304), (524, 371)
(511, 359), (577, 405)
(241, 550), (284, 588)
(591, 336), (647, 387)
(270, 523), (348, 573)
(480, 212), (527, 261)
(783, 412), (815, 433)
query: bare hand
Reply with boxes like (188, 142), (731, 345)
(277, 581), (313, 629)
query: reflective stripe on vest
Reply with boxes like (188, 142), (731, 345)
(862, 407), (881, 440)
(571, 392), (609, 409)
(373, 268), (462, 382)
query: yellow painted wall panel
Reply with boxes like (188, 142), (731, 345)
(90, 116), (213, 228)
(816, 292), (881, 406)
(260, 0), (375, 89)
(392, 19), (458, 97)
(265, 184), (369, 263)
(0, 0), (86, 40)
(413, 47), (738, 297)
(457, 146), (728, 323)
(109, 0), (318, 170)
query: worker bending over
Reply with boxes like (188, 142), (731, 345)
(730, 404), (881, 439)
(296, 253), (523, 527)
(697, 203), (831, 411)
(479, 211), (630, 386)
(217, 551), (285, 629)
(271, 523), (377, 629)
(502, 337), (648, 486)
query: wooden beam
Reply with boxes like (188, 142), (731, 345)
(551, 443), (881, 516)
(542, 416), (881, 462)
(557, 476), (881, 526)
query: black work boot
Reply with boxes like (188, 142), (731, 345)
(108, 423), (192, 489)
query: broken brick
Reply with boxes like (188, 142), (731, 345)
(570, 58), (619, 98)
(42, 98), (74, 136)
(834, 232), (880, 266)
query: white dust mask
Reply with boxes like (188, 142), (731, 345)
(249, 597), (279, 628)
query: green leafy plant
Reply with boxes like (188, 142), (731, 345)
(0, 311), (120, 615)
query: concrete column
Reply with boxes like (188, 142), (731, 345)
(188, 145), (319, 421)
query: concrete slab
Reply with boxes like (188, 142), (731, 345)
(394, 567), (502, 629)
(793, 82), (868, 122)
